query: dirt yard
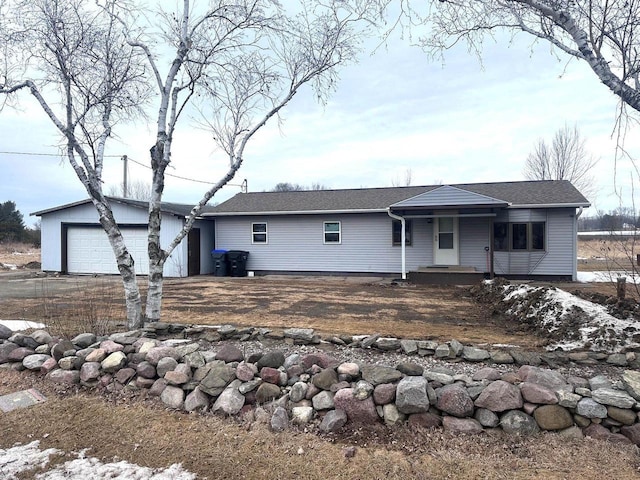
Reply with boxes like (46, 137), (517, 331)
(3, 242), (640, 478)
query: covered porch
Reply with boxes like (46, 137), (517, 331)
(387, 185), (509, 282)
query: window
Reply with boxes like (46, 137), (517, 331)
(531, 222), (545, 250)
(324, 221), (341, 244)
(511, 223), (528, 250)
(493, 221), (546, 251)
(252, 222), (267, 243)
(392, 219), (412, 246)
(493, 222), (508, 251)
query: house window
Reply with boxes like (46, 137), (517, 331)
(252, 222), (267, 244)
(392, 219), (412, 246)
(512, 223), (528, 250)
(531, 222), (545, 250)
(494, 221), (546, 251)
(324, 221), (341, 244)
(493, 222), (508, 251)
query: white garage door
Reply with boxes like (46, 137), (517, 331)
(67, 226), (149, 275)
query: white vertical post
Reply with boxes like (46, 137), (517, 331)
(387, 208), (406, 280)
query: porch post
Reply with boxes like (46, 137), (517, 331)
(387, 208), (407, 280)
(489, 216), (495, 279)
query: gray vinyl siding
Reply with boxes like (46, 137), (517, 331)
(40, 202), (188, 277)
(214, 208), (577, 277)
(459, 217), (491, 272)
(493, 208), (576, 277)
(215, 213), (430, 274)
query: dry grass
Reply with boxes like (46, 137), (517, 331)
(1, 371), (639, 480)
(0, 241), (40, 267)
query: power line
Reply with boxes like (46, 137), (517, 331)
(0, 150), (121, 158)
(126, 156), (217, 185)
(0, 149), (226, 187)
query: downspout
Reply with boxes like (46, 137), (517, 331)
(573, 207), (584, 281)
(387, 208), (406, 280)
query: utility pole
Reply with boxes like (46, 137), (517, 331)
(122, 155), (128, 198)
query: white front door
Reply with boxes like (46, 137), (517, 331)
(434, 217), (459, 265)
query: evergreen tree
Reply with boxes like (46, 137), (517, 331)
(0, 201), (26, 242)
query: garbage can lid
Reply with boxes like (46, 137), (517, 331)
(212, 249), (228, 253)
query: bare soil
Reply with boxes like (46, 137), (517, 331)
(1, 371), (639, 480)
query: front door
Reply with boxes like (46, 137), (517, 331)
(434, 217), (459, 265)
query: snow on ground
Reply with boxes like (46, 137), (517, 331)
(0, 320), (46, 331)
(0, 441), (197, 480)
(497, 281), (640, 352)
(577, 271), (640, 284)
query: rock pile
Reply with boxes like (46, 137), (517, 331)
(2, 323), (640, 445)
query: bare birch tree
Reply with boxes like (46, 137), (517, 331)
(524, 125), (598, 198)
(1, 0), (150, 325)
(1, 0), (371, 328)
(372, 1), (640, 115)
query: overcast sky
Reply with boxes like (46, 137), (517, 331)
(1, 30), (638, 227)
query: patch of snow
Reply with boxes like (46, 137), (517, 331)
(577, 271), (640, 284)
(0, 320), (47, 331)
(0, 441), (60, 480)
(0, 263), (18, 270)
(501, 283), (640, 352)
(36, 458), (197, 480)
(0, 441), (197, 480)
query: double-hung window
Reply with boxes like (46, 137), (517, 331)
(252, 222), (267, 244)
(323, 221), (341, 244)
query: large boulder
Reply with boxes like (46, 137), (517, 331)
(255, 383), (281, 403)
(396, 376), (429, 414)
(199, 364), (236, 397)
(333, 387), (379, 424)
(520, 382), (558, 405)
(500, 411), (540, 436)
(212, 380), (245, 415)
(360, 365), (402, 386)
(215, 344), (244, 363)
(161, 386), (185, 409)
(319, 409), (348, 432)
(475, 380), (523, 412)
(576, 398), (608, 419)
(145, 346), (181, 366)
(436, 384), (474, 418)
(101, 351), (127, 373)
(312, 368), (338, 390)
(184, 387), (210, 412)
(533, 405), (573, 430)
(622, 370), (640, 401)
(517, 366), (568, 392)
(0, 324), (12, 340)
(442, 417), (483, 435)
(591, 388), (636, 409)
(22, 354), (51, 371)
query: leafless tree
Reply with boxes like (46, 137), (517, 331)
(415, 1), (640, 116)
(107, 180), (152, 201)
(391, 168), (413, 187)
(1, 0), (372, 328)
(523, 125), (598, 198)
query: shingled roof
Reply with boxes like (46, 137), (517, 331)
(208, 180), (590, 215)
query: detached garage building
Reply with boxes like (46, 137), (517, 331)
(33, 198), (215, 277)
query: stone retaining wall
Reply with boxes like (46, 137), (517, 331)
(2, 322), (640, 445)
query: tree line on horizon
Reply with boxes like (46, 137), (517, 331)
(0, 201), (40, 246)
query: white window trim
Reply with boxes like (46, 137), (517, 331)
(251, 222), (268, 244)
(323, 221), (341, 244)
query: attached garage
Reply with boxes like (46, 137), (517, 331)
(33, 198), (216, 278)
(65, 226), (149, 275)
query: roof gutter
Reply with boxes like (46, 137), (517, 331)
(508, 203), (591, 209)
(204, 208), (388, 217)
(387, 208), (406, 280)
